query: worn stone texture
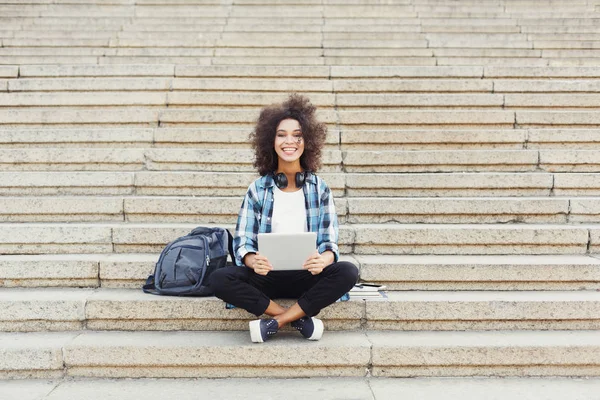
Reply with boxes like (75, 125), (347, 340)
(0, 108), (159, 126)
(63, 331), (372, 377)
(0, 288), (91, 331)
(84, 289), (364, 330)
(0, 255), (99, 287)
(345, 173), (553, 197)
(340, 129), (525, 150)
(369, 330), (600, 376)
(365, 291), (600, 330)
(175, 65), (329, 78)
(154, 128), (339, 147)
(168, 92), (335, 107)
(333, 79), (492, 92)
(352, 224), (589, 255)
(339, 110), (515, 126)
(0, 128), (155, 146)
(356, 254), (600, 290)
(331, 66), (483, 78)
(337, 94), (503, 107)
(494, 79), (600, 93)
(0, 66), (18, 78)
(0, 148), (146, 171)
(347, 197), (569, 224)
(343, 150), (537, 172)
(19, 64), (175, 77)
(145, 148), (342, 172)
(0, 332), (76, 372)
(159, 109), (337, 125)
(0, 197), (123, 221)
(540, 150), (600, 172)
(9, 77), (172, 92)
(0, 172), (135, 196)
(172, 78), (332, 92)
(0, 92), (167, 107)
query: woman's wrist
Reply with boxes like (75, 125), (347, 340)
(321, 250), (335, 266)
(243, 253), (256, 269)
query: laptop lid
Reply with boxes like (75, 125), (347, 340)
(257, 232), (317, 271)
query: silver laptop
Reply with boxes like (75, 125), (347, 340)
(257, 232), (317, 271)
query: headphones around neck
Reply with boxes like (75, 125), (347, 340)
(274, 171), (307, 189)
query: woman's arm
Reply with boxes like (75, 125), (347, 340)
(233, 184), (261, 266)
(316, 181), (339, 263)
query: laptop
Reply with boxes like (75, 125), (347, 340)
(257, 232), (317, 271)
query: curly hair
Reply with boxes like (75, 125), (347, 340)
(250, 93), (327, 176)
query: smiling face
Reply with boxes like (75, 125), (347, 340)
(274, 118), (304, 169)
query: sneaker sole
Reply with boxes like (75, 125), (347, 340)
(249, 320), (264, 343)
(308, 318), (324, 341)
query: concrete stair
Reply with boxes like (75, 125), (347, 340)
(4, 377), (600, 400)
(2, 330), (600, 379)
(2, 0), (600, 392)
(3, 287), (600, 332)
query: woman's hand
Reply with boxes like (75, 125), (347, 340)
(245, 252), (273, 276)
(303, 251), (333, 275)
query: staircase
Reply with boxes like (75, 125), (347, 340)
(2, 0), (600, 397)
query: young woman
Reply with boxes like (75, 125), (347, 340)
(209, 94), (358, 343)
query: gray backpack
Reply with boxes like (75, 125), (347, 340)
(143, 227), (234, 296)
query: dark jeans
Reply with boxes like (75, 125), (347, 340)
(209, 261), (359, 317)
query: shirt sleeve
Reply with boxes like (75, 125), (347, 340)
(317, 182), (339, 263)
(233, 184), (260, 266)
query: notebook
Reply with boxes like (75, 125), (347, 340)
(257, 232), (317, 270)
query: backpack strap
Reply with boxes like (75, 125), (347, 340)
(226, 229), (235, 266)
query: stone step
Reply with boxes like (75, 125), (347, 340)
(0, 147), (342, 171)
(0, 127), (340, 148)
(6, 91), (600, 110)
(484, 66), (600, 78)
(336, 94), (504, 107)
(494, 79), (600, 93)
(437, 58), (550, 67)
(1, 148), (599, 172)
(3, 196), (599, 224)
(2, 330), (599, 378)
(353, 223), (596, 255)
(0, 56), (100, 65)
(14, 64), (600, 80)
(348, 171), (600, 197)
(4, 288), (600, 332)
(4, 377), (600, 400)
(0, 222), (597, 255)
(3, 253), (599, 291)
(334, 79), (495, 92)
(0, 107), (337, 127)
(2, 171), (598, 197)
(0, 171), (345, 196)
(346, 149), (600, 172)
(7, 78), (333, 92)
(357, 254), (600, 291)
(0, 128), (598, 150)
(0, 92), (168, 106)
(331, 66), (484, 78)
(338, 110), (515, 128)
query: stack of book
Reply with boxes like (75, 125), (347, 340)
(349, 283), (387, 299)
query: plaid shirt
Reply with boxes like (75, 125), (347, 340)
(233, 173), (339, 267)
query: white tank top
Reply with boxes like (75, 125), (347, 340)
(271, 186), (308, 233)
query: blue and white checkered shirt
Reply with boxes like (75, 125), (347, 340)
(233, 173), (339, 266)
